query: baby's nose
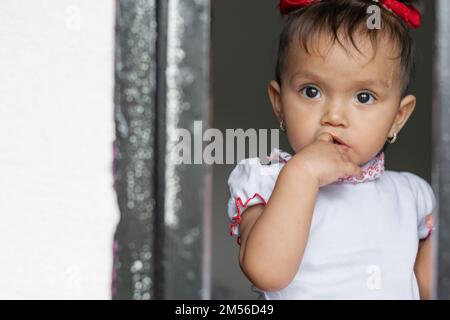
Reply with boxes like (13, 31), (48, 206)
(320, 107), (349, 128)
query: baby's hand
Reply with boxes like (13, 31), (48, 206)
(290, 132), (364, 188)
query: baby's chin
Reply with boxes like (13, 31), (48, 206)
(355, 152), (382, 167)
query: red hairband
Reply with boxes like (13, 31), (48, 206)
(279, 0), (421, 28)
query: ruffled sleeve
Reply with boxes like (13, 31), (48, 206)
(400, 172), (437, 240)
(226, 148), (291, 245)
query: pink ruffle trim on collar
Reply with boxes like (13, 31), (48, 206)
(267, 148), (385, 184)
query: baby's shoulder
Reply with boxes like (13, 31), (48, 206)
(227, 148), (291, 207)
(227, 148), (291, 189)
(384, 170), (436, 239)
(226, 148), (292, 239)
(382, 170), (435, 212)
(382, 170), (431, 191)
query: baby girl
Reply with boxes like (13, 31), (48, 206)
(226, 0), (435, 299)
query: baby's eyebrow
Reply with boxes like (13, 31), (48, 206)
(290, 70), (324, 83)
(351, 78), (392, 89)
(290, 70), (391, 89)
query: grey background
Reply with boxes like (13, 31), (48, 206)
(210, 0), (434, 299)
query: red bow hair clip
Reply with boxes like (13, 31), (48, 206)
(279, 0), (421, 28)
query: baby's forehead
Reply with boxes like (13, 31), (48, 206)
(294, 29), (399, 63)
(285, 31), (401, 86)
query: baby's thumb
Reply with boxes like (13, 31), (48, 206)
(353, 165), (364, 179)
(343, 161), (363, 179)
(316, 132), (333, 143)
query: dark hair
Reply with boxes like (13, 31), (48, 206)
(275, 0), (424, 98)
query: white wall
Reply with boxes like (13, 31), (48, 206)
(0, 0), (117, 299)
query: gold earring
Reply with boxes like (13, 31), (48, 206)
(279, 120), (286, 132)
(387, 132), (397, 144)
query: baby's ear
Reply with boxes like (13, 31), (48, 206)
(393, 94), (416, 133)
(268, 80), (283, 121)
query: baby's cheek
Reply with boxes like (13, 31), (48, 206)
(353, 139), (385, 165)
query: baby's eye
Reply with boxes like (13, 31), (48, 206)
(300, 85), (321, 99)
(355, 91), (376, 104)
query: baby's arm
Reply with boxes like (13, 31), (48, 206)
(414, 235), (433, 299)
(238, 160), (319, 292)
(237, 133), (362, 292)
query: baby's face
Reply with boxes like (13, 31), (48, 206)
(269, 31), (417, 166)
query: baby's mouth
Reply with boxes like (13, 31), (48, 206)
(332, 136), (349, 149)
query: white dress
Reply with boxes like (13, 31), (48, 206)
(226, 148), (436, 299)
